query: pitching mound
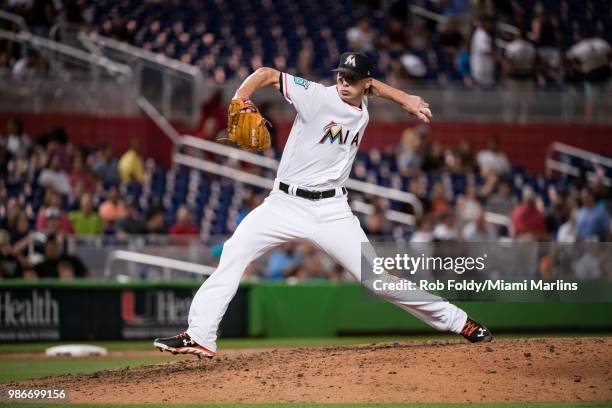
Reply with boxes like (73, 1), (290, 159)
(9, 337), (612, 404)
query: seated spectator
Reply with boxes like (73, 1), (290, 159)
(98, 185), (127, 230)
(38, 154), (72, 196)
(430, 181), (451, 216)
(145, 205), (167, 234)
(462, 209), (497, 242)
(455, 139), (477, 173)
(511, 187), (547, 240)
(397, 125), (427, 175)
(410, 214), (435, 243)
(116, 199), (147, 236)
(477, 136), (511, 176)
(266, 242), (300, 280)
(118, 139), (145, 183)
(557, 209), (578, 243)
(34, 237), (88, 279)
(576, 187), (610, 242)
(0, 229), (23, 279)
(68, 193), (102, 236)
(433, 211), (459, 241)
(3, 117), (31, 158)
(364, 198), (390, 236)
(36, 190), (73, 234)
(38, 207), (74, 236)
(422, 140), (446, 173)
(168, 205), (199, 235)
(294, 242), (332, 281)
(91, 146), (120, 186)
(69, 154), (96, 193)
(485, 179), (517, 216)
(456, 182), (482, 223)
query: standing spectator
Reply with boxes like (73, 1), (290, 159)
(68, 193), (102, 236)
(98, 185), (127, 230)
(575, 187), (610, 242)
(531, 7), (561, 84)
(511, 187), (547, 240)
(168, 205), (199, 235)
(38, 154), (72, 196)
(503, 30), (537, 123)
(566, 29), (611, 122)
(470, 16), (496, 87)
(346, 18), (376, 53)
(3, 117), (32, 157)
(118, 139), (145, 183)
(477, 136), (511, 176)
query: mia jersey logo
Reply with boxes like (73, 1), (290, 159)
(293, 76), (310, 89)
(345, 54), (356, 67)
(319, 120), (360, 146)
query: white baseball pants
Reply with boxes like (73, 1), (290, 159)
(187, 180), (467, 351)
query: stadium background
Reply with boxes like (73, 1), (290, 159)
(0, 1), (611, 405)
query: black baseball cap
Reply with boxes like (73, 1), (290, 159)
(332, 52), (373, 79)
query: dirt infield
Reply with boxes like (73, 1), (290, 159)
(9, 337), (612, 404)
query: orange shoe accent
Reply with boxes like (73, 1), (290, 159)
(461, 321), (479, 337)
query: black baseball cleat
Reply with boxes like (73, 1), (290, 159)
(460, 317), (493, 343)
(153, 332), (216, 359)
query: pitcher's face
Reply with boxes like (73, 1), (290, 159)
(336, 73), (371, 105)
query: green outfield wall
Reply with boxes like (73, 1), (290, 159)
(0, 280), (610, 342)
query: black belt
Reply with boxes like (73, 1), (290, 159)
(279, 182), (346, 200)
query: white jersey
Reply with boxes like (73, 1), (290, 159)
(567, 38), (611, 73)
(277, 72), (369, 189)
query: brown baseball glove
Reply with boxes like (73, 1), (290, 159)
(225, 98), (271, 151)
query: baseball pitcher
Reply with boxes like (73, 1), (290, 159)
(154, 52), (492, 358)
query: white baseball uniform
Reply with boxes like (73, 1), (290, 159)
(186, 73), (467, 352)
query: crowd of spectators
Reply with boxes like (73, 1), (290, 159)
(0, 116), (202, 280)
(1, 0), (609, 98)
(1, 115), (611, 281)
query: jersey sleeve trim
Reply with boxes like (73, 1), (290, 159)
(282, 72), (292, 104)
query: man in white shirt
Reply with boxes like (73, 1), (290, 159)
(154, 52), (492, 358)
(503, 31), (537, 122)
(470, 17), (496, 87)
(566, 30), (611, 121)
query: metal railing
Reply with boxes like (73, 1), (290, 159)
(104, 249), (215, 280)
(0, 10), (27, 31)
(0, 28), (134, 113)
(80, 32), (203, 126)
(545, 142), (612, 187)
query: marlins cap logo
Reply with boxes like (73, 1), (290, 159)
(345, 54), (356, 67)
